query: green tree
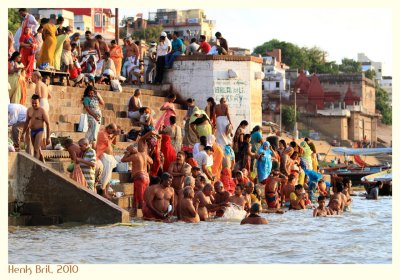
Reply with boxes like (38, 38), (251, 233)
(132, 25), (163, 43)
(338, 58), (362, 73)
(375, 87), (392, 125)
(364, 69), (376, 80)
(281, 105), (298, 131)
(8, 8), (21, 34)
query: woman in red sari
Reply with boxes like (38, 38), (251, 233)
(161, 134), (177, 172)
(19, 27), (37, 80)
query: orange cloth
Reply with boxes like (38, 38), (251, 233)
(211, 143), (223, 180)
(110, 45), (123, 76)
(96, 129), (112, 159)
(220, 168), (236, 194)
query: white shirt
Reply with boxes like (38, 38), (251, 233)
(194, 151), (213, 168)
(186, 42), (200, 55)
(23, 14), (39, 34)
(8, 104), (27, 126)
(156, 38), (172, 57)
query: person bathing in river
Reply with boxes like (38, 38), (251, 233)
(313, 195), (330, 217)
(228, 184), (249, 211)
(240, 203), (268, 225)
(142, 172), (175, 221)
(179, 187), (200, 223)
(328, 198), (342, 215)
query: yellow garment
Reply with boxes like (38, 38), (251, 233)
(37, 23), (57, 66)
(196, 123), (212, 138)
(298, 168), (305, 185)
(54, 34), (68, 70)
(8, 61), (25, 104)
(211, 143), (223, 180)
(312, 154), (318, 172)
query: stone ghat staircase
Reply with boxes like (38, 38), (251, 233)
(26, 83), (187, 150)
(24, 83), (188, 217)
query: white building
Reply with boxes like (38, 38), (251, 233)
(262, 56), (286, 92)
(358, 53), (383, 81)
(380, 76), (392, 105)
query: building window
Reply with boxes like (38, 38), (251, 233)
(276, 82), (280, 89)
(94, 13), (101, 27)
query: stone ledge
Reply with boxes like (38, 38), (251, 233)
(176, 55), (263, 64)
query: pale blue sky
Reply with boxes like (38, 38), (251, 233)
(121, 8), (392, 76)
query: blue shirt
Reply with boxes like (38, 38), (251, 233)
(172, 38), (183, 53)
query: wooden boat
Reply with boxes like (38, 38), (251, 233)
(361, 169), (392, 196)
(321, 147), (392, 185)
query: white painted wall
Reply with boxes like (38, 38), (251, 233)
(164, 58), (263, 130)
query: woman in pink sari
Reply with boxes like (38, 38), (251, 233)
(155, 94), (176, 130)
(19, 27), (37, 80)
(160, 134), (177, 172)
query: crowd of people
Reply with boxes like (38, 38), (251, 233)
(8, 9), (382, 226)
(8, 8), (231, 106)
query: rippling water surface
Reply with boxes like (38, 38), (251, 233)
(8, 194), (392, 264)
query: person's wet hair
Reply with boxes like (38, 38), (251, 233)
(295, 184), (304, 191)
(317, 195), (325, 202)
(336, 182), (343, 192)
(250, 203), (260, 213)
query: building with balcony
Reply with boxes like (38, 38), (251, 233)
(147, 9), (215, 41)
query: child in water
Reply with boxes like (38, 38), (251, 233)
(313, 195), (330, 217)
(328, 198), (342, 215)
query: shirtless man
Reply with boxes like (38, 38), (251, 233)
(342, 177), (353, 210)
(64, 138), (81, 163)
(179, 187), (200, 223)
(327, 182), (346, 211)
(95, 34), (109, 58)
(121, 144), (153, 214)
(122, 38), (140, 77)
(195, 183), (227, 221)
(264, 170), (287, 209)
(22, 94), (50, 162)
(240, 203), (268, 225)
(31, 71), (51, 114)
(128, 89), (143, 122)
(61, 26), (74, 71)
(228, 184), (249, 211)
(82, 31), (101, 62)
(313, 195), (330, 217)
(213, 181), (231, 217)
(168, 152), (192, 215)
(328, 198), (342, 215)
(281, 174), (296, 207)
(194, 174), (207, 192)
(143, 172), (175, 221)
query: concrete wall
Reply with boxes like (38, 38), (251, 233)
(307, 115), (348, 140)
(164, 56), (263, 129)
(8, 153), (129, 224)
(350, 112), (377, 142)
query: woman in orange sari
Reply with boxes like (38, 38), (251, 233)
(19, 27), (37, 80)
(109, 40), (123, 77)
(37, 17), (57, 67)
(208, 135), (223, 180)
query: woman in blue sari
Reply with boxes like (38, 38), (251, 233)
(256, 141), (273, 184)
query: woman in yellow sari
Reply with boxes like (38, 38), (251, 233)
(8, 51), (27, 104)
(54, 32), (68, 70)
(189, 108), (213, 139)
(37, 17), (57, 67)
(109, 40), (123, 76)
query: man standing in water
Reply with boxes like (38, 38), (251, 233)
(240, 203), (268, 225)
(179, 187), (200, 223)
(22, 94), (50, 162)
(143, 172), (175, 221)
(121, 144), (153, 215)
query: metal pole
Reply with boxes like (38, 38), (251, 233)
(280, 89), (282, 136)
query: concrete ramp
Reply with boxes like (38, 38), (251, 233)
(8, 152), (129, 225)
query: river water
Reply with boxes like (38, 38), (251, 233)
(8, 193), (391, 264)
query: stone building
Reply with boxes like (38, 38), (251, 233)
(163, 56), (264, 129)
(293, 71), (379, 143)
